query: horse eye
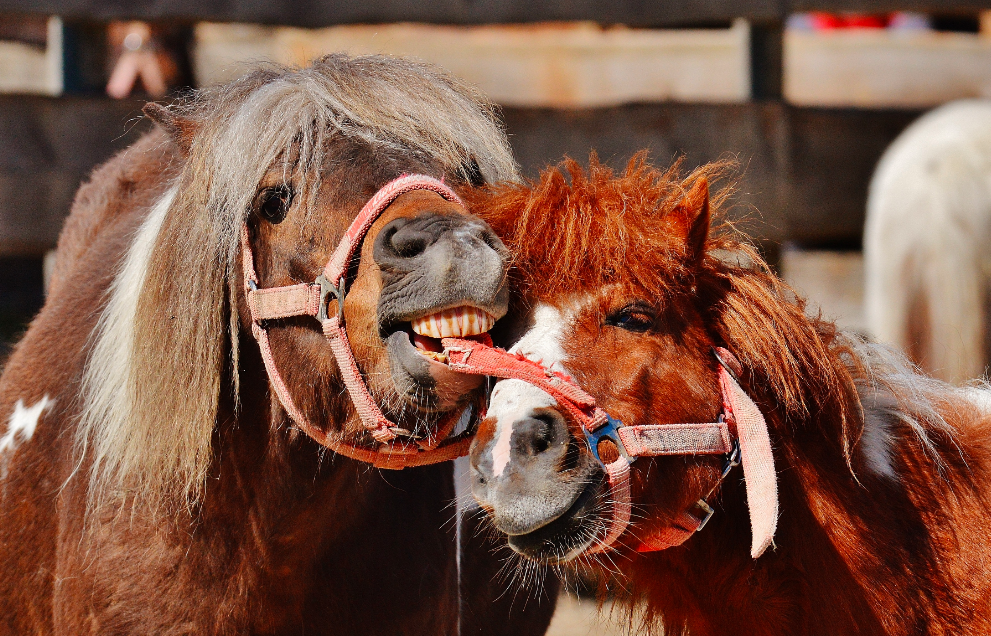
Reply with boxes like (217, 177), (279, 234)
(607, 305), (655, 333)
(258, 185), (293, 224)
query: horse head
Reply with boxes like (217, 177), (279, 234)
(468, 154), (851, 563)
(240, 159), (510, 435)
(79, 55), (519, 506)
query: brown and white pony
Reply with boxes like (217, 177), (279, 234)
(0, 55), (558, 634)
(468, 154), (991, 635)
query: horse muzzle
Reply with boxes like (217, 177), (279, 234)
(376, 211), (509, 410)
(468, 379), (606, 561)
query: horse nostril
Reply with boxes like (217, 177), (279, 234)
(389, 226), (432, 258)
(528, 412), (558, 456)
(375, 215), (449, 262)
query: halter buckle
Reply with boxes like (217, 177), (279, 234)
(583, 414), (635, 466)
(316, 274), (346, 323)
(690, 499), (716, 531)
(722, 437), (741, 478)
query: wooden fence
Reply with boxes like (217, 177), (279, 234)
(0, 1), (988, 256)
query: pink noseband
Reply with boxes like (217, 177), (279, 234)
(240, 174), (476, 469)
(441, 339), (778, 559)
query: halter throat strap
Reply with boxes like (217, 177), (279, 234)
(240, 174), (475, 469)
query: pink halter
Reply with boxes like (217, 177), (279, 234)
(240, 174), (476, 469)
(441, 338), (778, 559)
(240, 173), (778, 556)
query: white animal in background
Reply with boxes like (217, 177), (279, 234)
(865, 99), (991, 384)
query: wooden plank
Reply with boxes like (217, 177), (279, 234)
(750, 20), (784, 101)
(1, 0), (991, 27)
(194, 22), (751, 107)
(786, 106), (920, 246)
(504, 103), (792, 242)
(0, 16), (60, 95)
(0, 96), (920, 254)
(786, 29), (991, 108)
(503, 103), (921, 247)
(0, 95), (149, 255)
(0, 0), (776, 28)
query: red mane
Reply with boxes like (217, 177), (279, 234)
(473, 154), (859, 457)
(470, 152), (731, 299)
(471, 154), (991, 634)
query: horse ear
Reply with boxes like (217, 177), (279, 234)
(143, 102), (197, 155)
(671, 177), (710, 264)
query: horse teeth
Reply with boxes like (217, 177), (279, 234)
(411, 307), (495, 338)
(418, 350), (449, 363)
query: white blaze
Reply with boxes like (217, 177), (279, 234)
(488, 303), (574, 477)
(0, 395), (53, 456)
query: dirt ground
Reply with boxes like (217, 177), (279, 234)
(544, 594), (636, 636)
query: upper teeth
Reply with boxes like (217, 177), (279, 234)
(411, 307), (495, 338)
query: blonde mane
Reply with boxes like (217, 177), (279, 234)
(77, 55), (518, 509)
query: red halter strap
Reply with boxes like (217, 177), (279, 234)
(441, 338), (777, 558)
(240, 174), (475, 469)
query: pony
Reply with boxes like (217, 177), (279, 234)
(0, 55), (559, 634)
(865, 99), (991, 384)
(467, 154), (991, 635)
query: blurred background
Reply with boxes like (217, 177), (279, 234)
(2, 1), (991, 631)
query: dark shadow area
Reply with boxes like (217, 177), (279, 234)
(0, 257), (44, 362)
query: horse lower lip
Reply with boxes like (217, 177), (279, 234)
(412, 332), (443, 352)
(505, 481), (603, 562)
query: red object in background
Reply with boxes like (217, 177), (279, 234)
(808, 12), (890, 30)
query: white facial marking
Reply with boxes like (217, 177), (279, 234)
(489, 380), (558, 478)
(509, 304), (570, 373)
(486, 302), (583, 477)
(0, 396), (53, 456)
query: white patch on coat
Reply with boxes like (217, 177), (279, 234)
(864, 99), (991, 383)
(853, 338), (966, 479)
(487, 302), (581, 477)
(964, 386), (991, 413)
(0, 396), (53, 456)
(860, 408), (897, 480)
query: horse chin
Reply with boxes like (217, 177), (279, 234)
(384, 329), (484, 413)
(504, 477), (607, 564)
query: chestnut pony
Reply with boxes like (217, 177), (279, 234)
(469, 155), (991, 635)
(0, 56), (559, 634)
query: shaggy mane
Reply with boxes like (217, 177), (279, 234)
(474, 155), (869, 464)
(78, 54), (519, 510)
(471, 152), (733, 301)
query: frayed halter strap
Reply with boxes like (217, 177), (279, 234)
(240, 174), (476, 469)
(440, 339), (778, 559)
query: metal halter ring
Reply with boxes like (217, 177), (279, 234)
(583, 414), (636, 465)
(315, 274), (346, 323)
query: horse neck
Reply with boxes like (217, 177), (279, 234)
(625, 389), (965, 636)
(204, 332), (383, 545)
(187, 337), (459, 619)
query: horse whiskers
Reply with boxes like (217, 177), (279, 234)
(492, 548), (555, 609)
